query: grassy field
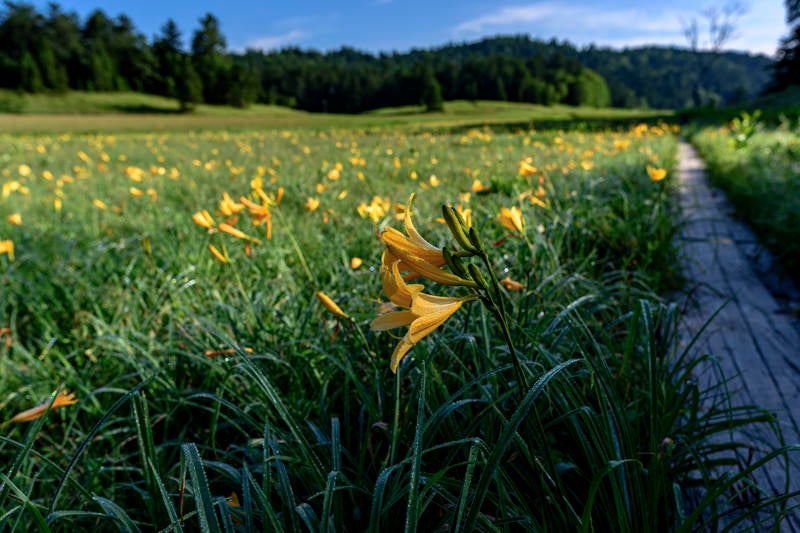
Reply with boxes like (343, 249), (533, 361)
(0, 104), (797, 530)
(0, 90), (667, 134)
(691, 117), (800, 283)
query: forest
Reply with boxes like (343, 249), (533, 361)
(0, 2), (782, 112)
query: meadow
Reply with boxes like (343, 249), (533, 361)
(691, 115), (800, 284)
(0, 113), (797, 531)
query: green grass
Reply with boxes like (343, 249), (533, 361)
(0, 90), (667, 134)
(691, 121), (800, 283)
(0, 120), (797, 530)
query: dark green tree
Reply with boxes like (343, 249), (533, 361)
(420, 65), (444, 111)
(152, 19), (183, 96)
(176, 55), (203, 111)
(566, 68), (611, 107)
(771, 0), (800, 89)
(42, 4), (84, 90)
(37, 41), (68, 91)
(191, 13), (229, 104)
(225, 62), (259, 108)
(19, 50), (42, 92)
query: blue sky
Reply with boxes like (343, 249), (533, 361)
(28, 1), (788, 56)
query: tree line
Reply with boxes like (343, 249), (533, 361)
(0, 2), (784, 113)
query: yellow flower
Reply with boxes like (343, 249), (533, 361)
(372, 259), (471, 372)
(381, 196), (475, 287)
(306, 197), (320, 212)
(0, 239), (14, 261)
(11, 390), (78, 423)
(239, 196), (273, 239)
(381, 194), (445, 267)
(17, 164), (31, 177)
(350, 257), (363, 269)
(192, 210), (216, 230)
(471, 179), (489, 193)
(218, 223), (261, 244)
(518, 160), (537, 177)
(219, 192), (245, 216)
(129, 187), (144, 198)
(92, 199), (108, 210)
(646, 165), (667, 182)
(208, 244), (229, 263)
(316, 291), (350, 319)
(7, 213), (22, 226)
(498, 206), (525, 233)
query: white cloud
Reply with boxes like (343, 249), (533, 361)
(454, 4), (561, 33)
(452, 2), (784, 55)
(246, 30), (308, 51)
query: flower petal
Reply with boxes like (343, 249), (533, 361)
(386, 244), (475, 287)
(390, 339), (415, 372)
(381, 253), (424, 308)
(371, 310), (417, 331)
(381, 227), (445, 267)
(404, 193), (441, 253)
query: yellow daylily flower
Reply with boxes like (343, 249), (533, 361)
(306, 197), (320, 212)
(192, 210), (216, 230)
(7, 213), (22, 226)
(498, 206), (525, 233)
(218, 223), (261, 244)
(316, 291), (350, 320)
(219, 192), (245, 216)
(381, 252), (424, 308)
(372, 261), (472, 372)
(11, 390), (78, 423)
(208, 244), (229, 264)
(0, 239), (14, 261)
(518, 159), (537, 177)
(646, 165), (667, 182)
(380, 194), (445, 267)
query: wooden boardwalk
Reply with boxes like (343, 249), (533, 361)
(676, 141), (800, 530)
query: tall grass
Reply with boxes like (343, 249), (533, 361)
(691, 121), (800, 283)
(0, 121), (796, 530)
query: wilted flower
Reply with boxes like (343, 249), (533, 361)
(11, 390), (78, 423)
(501, 276), (525, 290)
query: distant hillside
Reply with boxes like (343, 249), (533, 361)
(578, 45), (772, 109)
(0, 1), (774, 113)
(412, 36), (773, 109)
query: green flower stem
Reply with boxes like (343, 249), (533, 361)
(477, 251), (529, 392)
(390, 369), (401, 466)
